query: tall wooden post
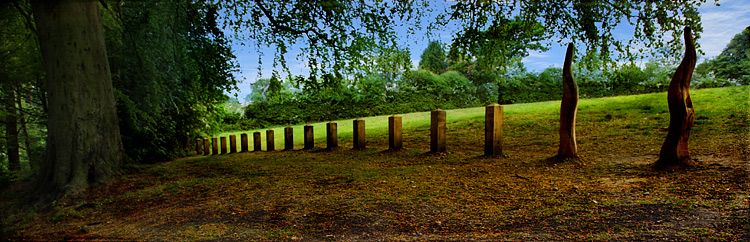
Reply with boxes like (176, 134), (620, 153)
(657, 27), (697, 169)
(229, 135), (237, 153)
(211, 137), (218, 155)
(326, 122), (338, 151)
(485, 104), (504, 157)
(195, 138), (202, 155)
(430, 109), (446, 153)
(353, 119), (366, 150)
(556, 43), (579, 161)
(284, 127), (294, 150)
(389, 115), (402, 151)
(253, 132), (262, 151)
(304, 125), (314, 150)
(203, 138), (209, 155)
(266, 130), (275, 151)
(220, 137), (227, 154)
(240, 133), (249, 152)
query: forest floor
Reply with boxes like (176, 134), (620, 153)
(2, 87), (749, 240)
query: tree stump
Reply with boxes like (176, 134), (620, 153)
(284, 127), (294, 150)
(430, 109), (446, 153)
(253, 132), (262, 151)
(304, 125), (314, 150)
(353, 119), (366, 150)
(266, 130), (275, 151)
(326, 122), (338, 151)
(555, 43), (579, 161)
(484, 104), (503, 157)
(389, 115), (403, 151)
(656, 27), (697, 169)
(240, 133), (249, 152)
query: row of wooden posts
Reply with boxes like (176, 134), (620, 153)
(195, 104), (505, 157)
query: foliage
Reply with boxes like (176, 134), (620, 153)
(219, 0), (713, 82)
(696, 26), (750, 85)
(104, 0), (238, 162)
(418, 41), (447, 74)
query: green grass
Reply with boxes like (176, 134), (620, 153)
(4, 86), (749, 240)
(218, 86), (749, 151)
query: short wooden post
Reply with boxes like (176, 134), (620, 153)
(284, 127), (294, 150)
(389, 115), (402, 151)
(211, 137), (218, 155)
(240, 133), (249, 152)
(195, 138), (202, 155)
(253, 132), (262, 151)
(220, 137), (227, 154)
(229, 135), (237, 153)
(353, 119), (366, 150)
(430, 109), (446, 153)
(266, 130), (275, 151)
(485, 104), (504, 157)
(326, 122), (338, 151)
(203, 138), (210, 155)
(304, 125), (314, 150)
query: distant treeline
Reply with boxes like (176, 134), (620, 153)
(225, 61), (743, 131)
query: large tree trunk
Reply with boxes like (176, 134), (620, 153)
(555, 43), (579, 160)
(4, 88), (20, 171)
(32, 0), (124, 195)
(656, 27), (696, 169)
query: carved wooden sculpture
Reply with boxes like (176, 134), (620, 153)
(556, 43), (579, 161)
(656, 27), (696, 169)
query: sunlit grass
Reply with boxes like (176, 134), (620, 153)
(220, 86), (749, 151)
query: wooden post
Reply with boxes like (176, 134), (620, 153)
(220, 137), (227, 154)
(485, 104), (504, 157)
(353, 119), (366, 150)
(284, 127), (294, 150)
(389, 115), (402, 151)
(203, 138), (209, 155)
(229, 135), (237, 153)
(211, 137), (218, 155)
(326, 122), (338, 151)
(556, 43), (579, 161)
(195, 138), (202, 155)
(304, 125), (314, 150)
(430, 109), (446, 153)
(266, 130), (275, 151)
(657, 27), (697, 169)
(240, 133), (249, 152)
(253, 132), (262, 151)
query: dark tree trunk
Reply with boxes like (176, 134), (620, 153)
(555, 43), (579, 160)
(656, 27), (696, 169)
(17, 90), (35, 170)
(4, 88), (20, 171)
(32, 0), (124, 195)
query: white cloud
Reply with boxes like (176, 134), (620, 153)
(698, 0), (750, 59)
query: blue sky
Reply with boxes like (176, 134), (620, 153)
(226, 0), (750, 101)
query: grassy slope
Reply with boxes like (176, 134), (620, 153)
(4, 86), (749, 240)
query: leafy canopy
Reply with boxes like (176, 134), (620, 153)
(220, 0), (714, 80)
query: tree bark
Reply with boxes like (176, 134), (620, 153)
(32, 0), (124, 195)
(656, 27), (696, 169)
(4, 88), (20, 171)
(556, 43), (579, 160)
(17, 90), (35, 170)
